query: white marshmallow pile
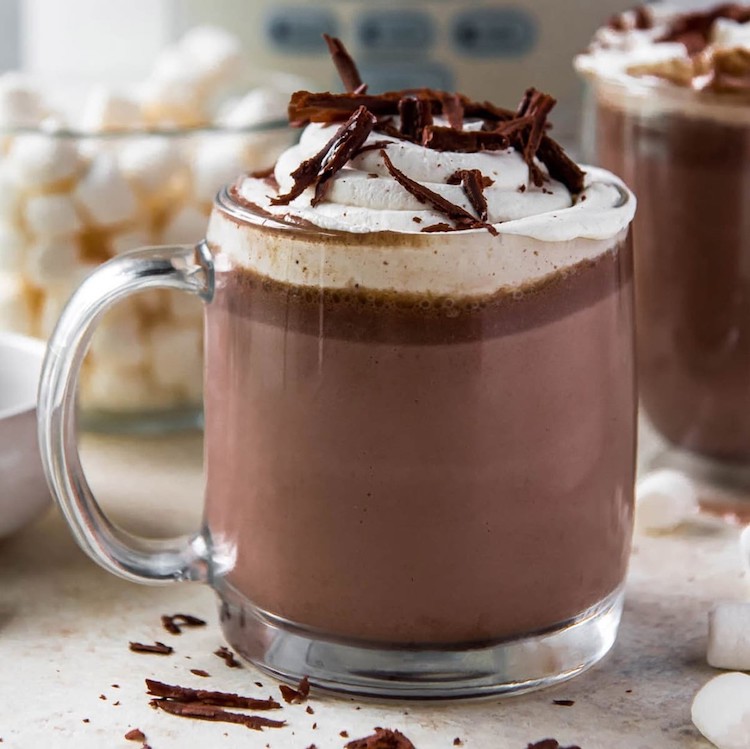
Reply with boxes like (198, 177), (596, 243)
(692, 672), (750, 749)
(0, 27), (292, 414)
(635, 469), (699, 534)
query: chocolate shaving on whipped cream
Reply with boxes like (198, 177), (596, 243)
(146, 679), (281, 710)
(657, 3), (750, 54)
(272, 106), (376, 207)
(399, 96), (434, 141)
(381, 151), (499, 235)
(441, 93), (464, 130)
(447, 169), (494, 221)
(324, 34), (366, 94)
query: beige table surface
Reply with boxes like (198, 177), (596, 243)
(0, 429), (747, 749)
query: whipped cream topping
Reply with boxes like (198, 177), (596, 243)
(576, 5), (750, 87)
(208, 119), (634, 297)
(233, 120), (634, 243)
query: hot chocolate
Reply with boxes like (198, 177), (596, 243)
(202, 85), (637, 649)
(578, 4), (750, 463)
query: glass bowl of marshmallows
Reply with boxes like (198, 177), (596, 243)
(0, 27), (296, 431)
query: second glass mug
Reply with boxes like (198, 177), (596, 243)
(38, 183), (637, 698)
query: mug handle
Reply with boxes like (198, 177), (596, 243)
(37, 241), (214, 585)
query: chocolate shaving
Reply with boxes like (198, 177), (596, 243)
(161, 613), (207, 635)
(537, 136), (586, 195)
(153, 700), (285, 731)
(440, 93), (464, 130)
(345, 727), (416, 749)
(399, 96), (433, 141)
(214, 646), (242, 668)
(422, 117), (532, 152)
(657, 4), (750, 55)
(633, 7), (653, 29)
(447, 169), (493, 221)
(146, 679), (281, 710)
(515, 88), (556, 186)
(129, 641), (173, 655)
(279, 676), (310, 704)
(526, 741), (582, 749)
(552, 699), (575, 707)
(124, 729), (145, 742)
(382, 150), (497, 235)
(421, 223), (456, 233)
(324, 34), (366, 94)
(190, 669), (210, 678)
(272, 106), (376, 206)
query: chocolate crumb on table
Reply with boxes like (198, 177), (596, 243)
(146, 679), (281, 710)
(214, 646), (242, 668)
(130, 641), (174, 655)
(345, 728), (416, 749)
(552, 699), (575, 707)
(306, 705), (315, 715)
(190, 669), (210, 678)
(152, 700), (286, 731)
(340, 730), (349, 738)
(255, 681), (263, 688)
(453, 739), (463, 746)
(161, 613), (207, 635)
(279, 675), (310, 704)
(99, 694), (107, 700)
(124, 728), (146, 742)
(526, 740), (582, 749)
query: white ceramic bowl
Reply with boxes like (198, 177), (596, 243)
(0, 332), (49, 538)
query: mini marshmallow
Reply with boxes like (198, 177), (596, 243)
(178, 26), (244, 88)
(0, 73), (46, 129)
(24, 193), (82, 237)
(25, 235), (81, 287)
(89, 315), (147, 369)
(80, 86), (142, 133)
(635, 469), (699, 534)
(0, 165), (22, 222)
(0, 273), (32, 334)
(118, 137), (185, 195)
(8, 133), (81, 188)
(166, 289), (203, 324)
(692, 672), (750, 749)
(160, 205), (207, 245)
(216, 88), (289, 129)
(75, 152), (138, 227)
(38, 282), (79, 338)
(191, 136), (248, 204)
(0, 223), (27, 273)
(109, 228), (151, 256)
(148, 322), (202, 391)
(708, 603), (750, 671)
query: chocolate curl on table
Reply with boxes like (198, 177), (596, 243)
(161, 613), (207, 635)
(381, 150), (497, 235)
(279, 675), (310, 704)
(399, 95), (433, 141)
(146, 679), (281, 710)
(272, 106), (376, 206)
(323, 34), (366, 94)
(152, 700), (286, 731)
(447, 169), (494, 222)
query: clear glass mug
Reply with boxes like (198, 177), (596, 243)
(582, 74), (750, 493)
(38, 183), (637, 698)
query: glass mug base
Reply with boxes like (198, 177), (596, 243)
(215, 582), (624, 700)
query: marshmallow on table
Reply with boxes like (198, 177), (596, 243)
(75, 152), (138, 227)
(25, 236), (81, 287)
(0, 73), (47, 129)
(118, 136), (185, 196)
(0, 224), (27, 274)
(160, 205), (208, 245)
(8, 134), (81, 189)
(635, 469), (699, 534)
(709, 603), (750, 671)
(80, 86), (142, 133)
(692, 672), (750, 749)
(24, 193), (82, 237)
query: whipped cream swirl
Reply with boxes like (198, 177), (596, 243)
(235, 119), (634, 243)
